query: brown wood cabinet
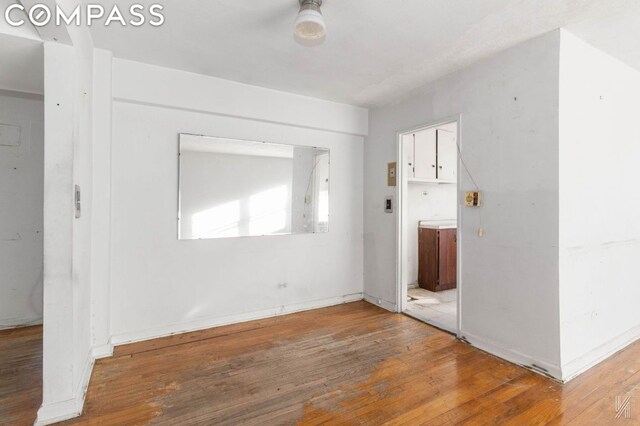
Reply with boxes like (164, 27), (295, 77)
(418, 227), (457, 292)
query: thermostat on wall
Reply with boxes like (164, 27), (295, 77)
(465, 191), (482, 207)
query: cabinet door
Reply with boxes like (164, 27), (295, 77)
(437, 229), (457, 291)
(413, 128), (437, 180)
(418, 228), (439, 292)
(402, 133), (415, 179)
(437, 129), (457, 181)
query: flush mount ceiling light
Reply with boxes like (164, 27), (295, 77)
(293, 0), (326, 47)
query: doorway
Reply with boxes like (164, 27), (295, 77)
(396, 118), (461, 335)
(0, 34), (45, 425)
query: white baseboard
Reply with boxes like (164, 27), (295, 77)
(91, 341), (114, 359)
(561, 323), (640, 382)
(34, 398), (81, 426)
(0, 317), (43, 330)
(35, 350), (95, 425)
(363, 293), (398, 313)
(461, 330), (562, 381)
(111, 292), (364, 346)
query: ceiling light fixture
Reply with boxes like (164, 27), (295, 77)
(293, 0), (326, 47)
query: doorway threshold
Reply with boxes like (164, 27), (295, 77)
(403, 308), (457, 335)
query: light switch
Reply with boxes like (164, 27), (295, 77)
(465, 191), (481, 207)
(75, 185), (81, 218)
(385, 196), (393, 213)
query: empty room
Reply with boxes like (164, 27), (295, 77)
(1, 1), (640, 425)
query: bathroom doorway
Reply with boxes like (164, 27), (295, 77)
(396, 118), (461, 335)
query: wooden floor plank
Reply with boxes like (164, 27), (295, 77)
(2, 302), (640, 425)
(0, 325), (42, 426)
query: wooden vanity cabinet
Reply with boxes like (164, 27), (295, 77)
(418, 227), (457, 292)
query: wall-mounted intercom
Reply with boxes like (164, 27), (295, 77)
(465, 191), (482, 207)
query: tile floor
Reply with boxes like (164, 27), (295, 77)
(405, 287), (457, 333)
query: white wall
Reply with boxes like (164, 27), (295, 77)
(0, 1), (40, 41)
(38, 20), (98, 424)
(558, 31), (640, 380)
(365, 31), (562, 377)
(112, 59), (368, 136)
(107, 59), (366, 344)
(0, 92), (44, 329)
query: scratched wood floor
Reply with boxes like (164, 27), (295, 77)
(0, 325), (42, 426)
(2, 302), (640, 425)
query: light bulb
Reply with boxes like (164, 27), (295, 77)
(293, 1), (326, 47)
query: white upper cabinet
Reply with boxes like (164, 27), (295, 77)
(403, 133), (415, 179)
(436, 129), (457, 182)
(406, 126), (457, 184)
(413, 129), (437, 180)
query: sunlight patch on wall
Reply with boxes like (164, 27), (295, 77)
(249, 185), (288, 235)
(191, 200), (240, 239)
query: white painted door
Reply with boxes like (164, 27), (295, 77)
(402, 134), (415, 179)
(437, 129), (457, 181)
(413, 128), (437, 180)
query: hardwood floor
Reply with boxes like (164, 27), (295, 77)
(0, 325), (42, 426)
(2, 302), (640, 424)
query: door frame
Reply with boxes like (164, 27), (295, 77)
(395, 115), (462, 337)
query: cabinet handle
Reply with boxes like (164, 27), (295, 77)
(439, 166), (443, 169)
(431, 165), (436, 168)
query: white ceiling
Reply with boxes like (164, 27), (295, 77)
(89, 0), (640, 107)
(0, 33), (43, 95)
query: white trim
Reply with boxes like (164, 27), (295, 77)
(90, 48), (114, 355)
(35, 351), (94, 425)
(0, 318), (43, 330)
(408, 178), (456, 185)
(91, 342), (114, 359)
(561, 323), (640, 382)
(455, 117), (463, 334)
(363, 293), (398, 313)
(396, 130), (406, 314)
(395, 115), (462, 337)
(111, 293), (364, 346)
(462, 331), (562, 380)
(34, 398), (80, 426)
